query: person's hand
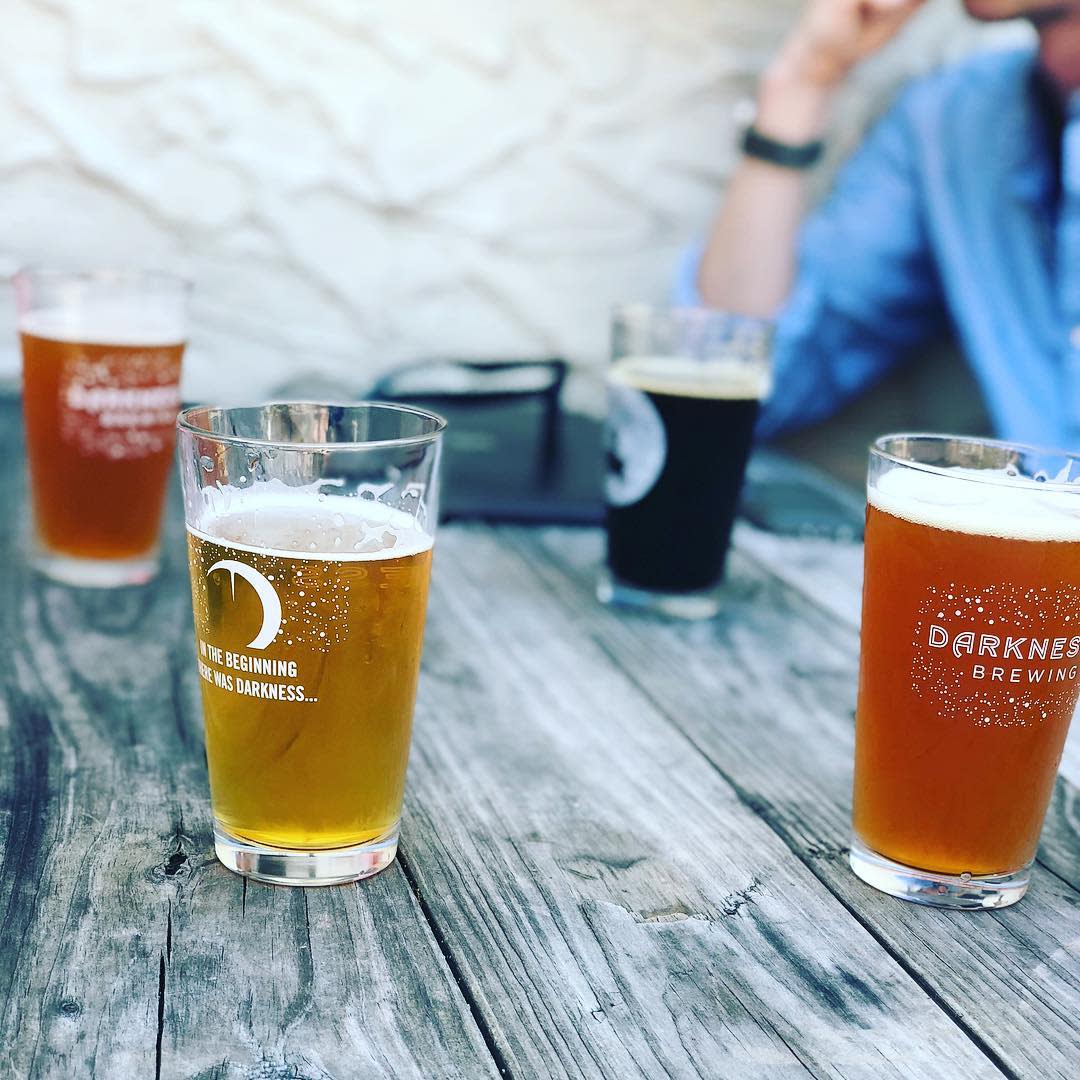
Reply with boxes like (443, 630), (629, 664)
(775, 0), (925, 90)
(754, 1), (924, 142)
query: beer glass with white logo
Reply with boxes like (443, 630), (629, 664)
(178, 403), (444, 885)
(599, 305), (772, 619)
(853, 434), (1080, 909)
(15, 267), (189, 586)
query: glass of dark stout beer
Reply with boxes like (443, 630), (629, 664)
(599, 304), (772, 618)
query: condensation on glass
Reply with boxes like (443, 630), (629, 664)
(178, 402), (445, 886)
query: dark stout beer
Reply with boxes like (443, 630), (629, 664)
(605, 356), (765, 593)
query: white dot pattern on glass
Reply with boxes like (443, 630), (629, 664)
(909, 581), (1080, 728)
(188, 500), (432, 656)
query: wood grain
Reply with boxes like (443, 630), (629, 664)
(0, 402), (499, 1080)
(522, 524), (1080, 1079)
(401, 525), (1006, 1078)
(1, 390), (1076, 1078)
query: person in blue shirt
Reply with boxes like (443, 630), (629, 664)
(678, 1), (1080, 446)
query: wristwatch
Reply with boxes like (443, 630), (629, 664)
(741, 125), (824, 170)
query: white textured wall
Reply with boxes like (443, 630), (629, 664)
(0, 1), (1023, 399)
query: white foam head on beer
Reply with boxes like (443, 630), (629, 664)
(191, 483), (432, 561)
(608, 355), (770, 400)
(870, 464), (1080, 542)
(19, 303), (185, 347)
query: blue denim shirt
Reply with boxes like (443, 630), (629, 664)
(675, 48), (1080, 446)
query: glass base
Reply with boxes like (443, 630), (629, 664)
(33, 549), (159, 588)
(214, 822), (399, 886)
(849, 837), (1030, 910)
(597, 569), (720, 620)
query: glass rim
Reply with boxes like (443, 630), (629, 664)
(870, 432), (1080, 493)
(12, 265), (193, 293)
(177, 400), (448, 453)
(612, 300), (774, 326)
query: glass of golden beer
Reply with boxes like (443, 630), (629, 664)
(852, 434), (1080, 909)
(15, 267), (189, 586)
(177, 402), (444, 886)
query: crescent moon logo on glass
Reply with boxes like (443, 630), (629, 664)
(207, 560), (283, 650)
(605, 382), (666, 508)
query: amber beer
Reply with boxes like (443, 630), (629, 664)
(22, 322), (183, 559)
(187, 506), (432, 852)
(852, 435), (1080, 908)
(16, 268), (188, 584)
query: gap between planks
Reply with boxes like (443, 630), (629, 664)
(583, 632), (1018, 1080)
(396, 849), (515, 1080)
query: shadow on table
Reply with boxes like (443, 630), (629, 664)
(264, 340), (992, 543)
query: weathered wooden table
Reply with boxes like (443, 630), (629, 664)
(1, 398), (1078, 1080)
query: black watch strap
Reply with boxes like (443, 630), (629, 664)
(741, 125), (824, 170)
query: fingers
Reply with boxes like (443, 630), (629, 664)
(863, 0), (924, 12)
(861, 0), (926, 45)
(819, 0), (924, 26)
(829, 0), (920, 10)
(781, 0), (926, 89)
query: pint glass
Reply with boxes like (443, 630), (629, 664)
(852, 434), (1080, 908)
(178, 403), (444, 885)
(599, 305), (771, 618)
(15, 267), (189, 585)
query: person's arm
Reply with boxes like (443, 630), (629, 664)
(698, 0), (925, 315)
(754, 86), (948, 440)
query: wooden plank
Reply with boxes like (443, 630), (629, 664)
(0, 403), (500, 1080)
(521, 525), (1080, 1079)
(401, 525), (1004, 1079)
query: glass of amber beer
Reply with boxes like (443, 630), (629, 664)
(15, 267), (189, 586)
(178, 402), (444, 886)
(852, 434), (1080, 909)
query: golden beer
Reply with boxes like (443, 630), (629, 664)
(187, 504), (432, 851)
